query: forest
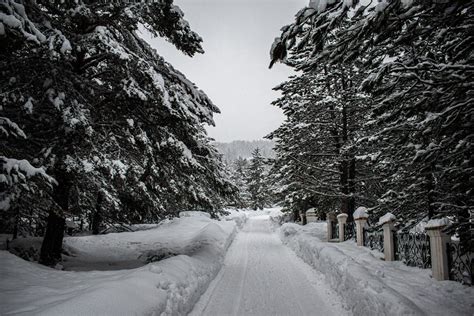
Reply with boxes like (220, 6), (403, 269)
(0, 0), (236, 266)
(1, 0), (472, 269)
(1, 1), (473, 315)
(266, 0), (473, 245)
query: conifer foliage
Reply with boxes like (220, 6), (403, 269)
(269, 0), (473, 237)
(229, 157), (250, 209)
(0, 0), (234, 265)
(246, 148), (271, 210)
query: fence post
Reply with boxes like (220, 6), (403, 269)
(425, 219), (451, 281)
(353, 207), (368, 247)
(306, 208), (317, 223)
(337, 213), (348, 242)
(379, 213), (396, 261)
(327, 212), (336, 241)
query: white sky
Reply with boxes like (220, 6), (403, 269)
(142, 0), (307, 142)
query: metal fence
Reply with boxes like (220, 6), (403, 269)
(331, 221), (339, 240)
(363, 227), (384, 253)
(344, 222), (356, 241)
(328, 213), (472, 286)
(447, 241), (473, 285)
(394, 231), (431, 269)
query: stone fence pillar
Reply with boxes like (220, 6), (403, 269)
(327, 212), (336, 241)
(353, 207), (368, 246)
(337, 213), (348, 242)
(379, 213), (396, 261)
(306, 208), (317, 223)
(426, 219), (451, 281)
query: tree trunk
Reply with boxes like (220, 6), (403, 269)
(92, 191), (104, 235)
(427, 168), (435, 219)
(293, 209), (299, 222)
(347, 157), (356, 222)
(39, 168), (70, 266)
(339, 69), (351, 218)
(39, 211), (65, 266)
(12, 207), (19, 239)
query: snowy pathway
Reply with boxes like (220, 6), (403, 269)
(190, 215), (348, 316)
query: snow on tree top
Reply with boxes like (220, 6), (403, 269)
(0, 117), (27, 139)
(1, 157), (55, 184)
(308, 0), (334, 13)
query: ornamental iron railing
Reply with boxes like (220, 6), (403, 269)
(331, 221), (339, 240)
(344, 222), (356, 241)
(394, 231), (431, 269)
(447, 241), (473, 286)
(363, 227), (384, 253)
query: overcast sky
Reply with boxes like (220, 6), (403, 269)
(142, 0), (307, 142)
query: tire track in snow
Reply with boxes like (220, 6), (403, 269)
(190, 215), (349, 316)
(190, 224), (250, 316)
(276, 238), (308, 316)
(231, 225), (250, 316)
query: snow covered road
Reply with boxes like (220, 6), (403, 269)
(190, 215), (348, 316)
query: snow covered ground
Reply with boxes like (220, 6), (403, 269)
(279, 222), (474, 316)
(2, 210), (472, 316)
(0, 211), (239, 315)
(190, 213), (348, 316)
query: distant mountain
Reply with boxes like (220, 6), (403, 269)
(214, 140), (275, 163)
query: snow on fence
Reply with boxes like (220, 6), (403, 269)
(325, 211), (473, 286)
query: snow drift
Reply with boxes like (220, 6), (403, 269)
(279, 222), (474, 316)
(0, 215), (237, 315)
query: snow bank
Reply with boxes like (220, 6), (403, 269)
(279, 223), (474, 316)
(179, 210), (211, 218)
(268, 208), (285, 225)
(220, 209), (248, 229)
(220, 208), (284, 229)
(0, 216), (237, 315)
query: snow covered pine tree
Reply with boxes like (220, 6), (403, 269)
(268, 2), (376, 222)
(246, 148), (271, 210)
(269, 0), (473, 241)
(0, 0), (235, 266)
(229, 156), (251, 209)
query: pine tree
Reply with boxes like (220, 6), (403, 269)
(268, 6), (376, 221)
(229, 157), (250, 209)
(269, 0), (473, 238)
(0, 0), (234, 265)
(246, 148), (270, 210)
